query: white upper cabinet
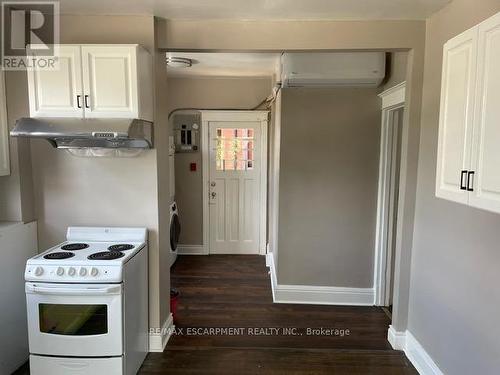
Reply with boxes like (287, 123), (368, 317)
(82, 46), (138, 118)
(28, 45), (84, 117)
(27, 45), (152, 120)
(469, 12), (500, 213)
(436, 11), (500, 214)
(436, 27), (477, 204)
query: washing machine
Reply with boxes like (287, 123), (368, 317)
(169, 202), (181, 267)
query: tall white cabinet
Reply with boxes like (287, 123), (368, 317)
(27, 44), (153, 120)
(436, 11), (500, 214)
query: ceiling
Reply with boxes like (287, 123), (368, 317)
(57, 0), (451, 20)
(166, 52), (281, 78)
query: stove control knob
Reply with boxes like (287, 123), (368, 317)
(79, 268), (87, 277)
(56, 267), (64, 276)
(68, 267), (76, 276)
(90, 267), (99, 277)
(34, 266), (44, 276)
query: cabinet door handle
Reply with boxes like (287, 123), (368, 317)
(460, 170), (468, 190)
(467, 171), (475, 192)
(76, 95), (82, 109)
(84, 95), (90, 109)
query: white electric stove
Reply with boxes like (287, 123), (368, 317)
(25, 227), (149, 375)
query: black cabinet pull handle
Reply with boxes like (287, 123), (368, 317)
(460, 170), (468, 190)
(76, 95), (82, 108)
(84, 95), (90, 109)
(467, 171), (475, 192)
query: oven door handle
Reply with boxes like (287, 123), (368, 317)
(25, 284), (122, 296)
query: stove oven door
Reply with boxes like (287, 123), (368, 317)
(26, 282), (123, 357)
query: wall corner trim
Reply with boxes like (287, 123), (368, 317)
(149, 313), (174, 352)
(387, 327), (444, 375)
(266, 253), (374, 306)
(177, 245), (207, 255)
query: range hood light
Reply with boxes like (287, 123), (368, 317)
(166, 56), (192, 68)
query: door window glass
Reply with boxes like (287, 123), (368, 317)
(39, 304), (108, 336)
(215, 128), (254, 171)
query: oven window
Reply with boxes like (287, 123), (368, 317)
(39, 304), (108, 335)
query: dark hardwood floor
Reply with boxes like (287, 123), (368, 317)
(139, 255), (417, 375)
(14, 255), (416, 374)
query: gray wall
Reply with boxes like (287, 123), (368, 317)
(163, 19), (426, 331)
(409, 1), (500, 374)
(277, 88), (381, 287)
(0, 71), (35, 223)
(167, 77), (273, 245)
(384, 52), (408, 90)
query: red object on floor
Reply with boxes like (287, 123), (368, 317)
(170, 289), (180, 322)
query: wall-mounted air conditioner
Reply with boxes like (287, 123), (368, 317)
(281, 52), (386, 88)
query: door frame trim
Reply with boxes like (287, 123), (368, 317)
(201, 110), (269, 255)
(374, 82), (406, 306)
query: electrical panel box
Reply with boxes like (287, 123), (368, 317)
(173, 113), (200, 153)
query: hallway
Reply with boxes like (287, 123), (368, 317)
(139, 255), (417, 374)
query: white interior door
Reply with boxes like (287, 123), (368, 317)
(435, 27), (477, 204)
(209, 121), (262, 254)
(27, 45), (83, 117)
(81, 46), (138, 118)
(470, 12), (500, 213)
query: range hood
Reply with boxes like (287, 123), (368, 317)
(10, 118), (154, 149)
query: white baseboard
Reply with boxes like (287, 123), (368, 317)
(405, 331), (444, 375)
(387, 328), (444, 375)
(388, 325), (406, 350)
(177, 245), (206, 255)
(149, 313), (174, 352)
(275, 284), (374, 305)
(266, 251), (374, 306)
(266, 253), (277, 301)
(265, 251), (272, 267)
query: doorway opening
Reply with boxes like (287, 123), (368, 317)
(203, 111), (269, 255)
(374, 82), (406, 318)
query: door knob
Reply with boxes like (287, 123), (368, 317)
(210, 182), (216, 187)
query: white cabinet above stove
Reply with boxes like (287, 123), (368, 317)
(27, 45), (153, 121)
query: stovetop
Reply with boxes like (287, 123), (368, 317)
(25, 226), (147, 283)
(31, 240), (143, 264)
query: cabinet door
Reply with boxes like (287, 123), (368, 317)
(435, 28), (478, 204)
(469, 12), (500, 213)
(27, 45), (83, 117)
(81, 46), (138, 118)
